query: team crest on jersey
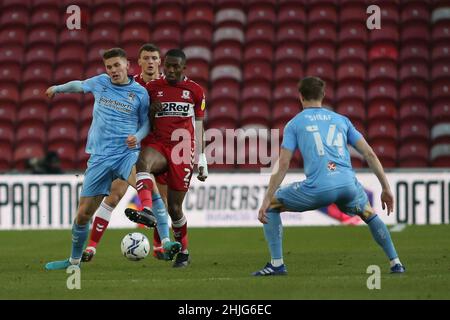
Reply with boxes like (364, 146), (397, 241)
(327, 161), (336, 171)
(128, 92), (136, 102)
(182, 90), (190, 99)
(157, 91), (163, 97)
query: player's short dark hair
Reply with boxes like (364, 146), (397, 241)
(165, 49), (186, 63)
(102, 47), (127, 60)
(298, 76), (326, 101)
(138, 43), (161, 58)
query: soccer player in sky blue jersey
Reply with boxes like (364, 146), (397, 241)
(253, 77), (405, 276)
(43, 48), (158, 270)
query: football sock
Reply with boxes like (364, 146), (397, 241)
(172, 215), (188, 254)
(263, 208), (283, 261)
(70, 222), (89, 264)
(366, 214), (399, 261)
(136, 172), (154, 209)
(88, 200), (113, 248)
(390, 257), (402, 267)
(152, 194), (169, 242)
(153, 228), (162, 249)
(271, 258), (284, 267)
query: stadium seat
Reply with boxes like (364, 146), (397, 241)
(367, 100), (397, 122)
(431, 80), (450, 102)
(240, 101), (271, 127)
(431, 43), (449, 63)
(306, 43), (335, 64)
(214, 8), (246, 29)
(309, 3), (337, 25)
(245, 23), (275, 45)
(47, 122), (78, 145)
(59, 29), (88, 47)
(431, 62), (450, 82)
(335, 99), (366, 127)
(122, 6), (152, 28)
(0, 27), (26, 46)
(399, 100), (430, 123)
(53, 63), (84, 84)
(17, 102), (48, 127)
(30, 6), (60, 28)
(273, 82), (299, 105)
(401, 23), (430, 44)
(400, 44), (429, 64)
(213, 27), (244, 46)
(432, 21), (450, 44)
(89, 25), (120, 46)
(183, 24), (213, 47)
(48, 103), (80, 127)
(207, 102), (239, 128)
(307, 22), (337, 44)
(185, 5), (213, 28)
(0, 103), (16, 127)
(274, 62), (303, 84)
(16, 123), (46, 145)
(401, 2), (430, 25)
(277, 4), (306, 24)
(369, 22), (399, 44)
(243, 61), (272, 86)
(0, 45), (23, 66)
(14, 143), (45, 170)
(0, 83), (20, 106)
(0, 7), (29, 29)
(367, 81), (397, 103)
(338, 22), (368, 44)
(399, 120), (430, 145)
(48, 142), (77, 170)
(276, 23), (306, 45)
(337, 43), (367, 63)
(336, 80), (365, 103)
(56, 44), (86, 65)
(430, 144), (450, 167)
(241, 84), (271, 105)
(339, 3), (366, 23)
(25, 44), (54, 65)
(80, 106), (93, 127)
(0, 144), (13, 171)
(1, 64), (22, 86)
(247, 2), (276, 26)
(0, 124), (14, 145)
(210, 65), (242, 84)
(275, 43), (305, 64)
(212, 42), (242, 66)
(336, 62), (366, 82)
(272, 101), (300, 125)
(121, 25), (151, 46)
(367, 119), (398, 143)
(153, 24), (182, 47)
(431, 101), (450, 125)
(236, 130), (270, 170)
(398, 142), (429, 167)
(77, 144), (89, 170)
(368, 60), (398, 82)
(209, 80), (240, 105)
(243, 43), (273, 64)
(305, 61), (335, 85)
(206, 139), (236, 171)
(154, 0), (184, 7)
(185, 61), (209, 86)
(399, 80), (429, 103)
(368, 43), (398, 62)
(431, 123), (450, 145)
(20, 83), (48, 105)
(185, 46), (212, 64)
(154, 6), (183, 28)
(370, 140), (397, 168)
(91, 7), (122, 28)
(399, 61), (429, 82)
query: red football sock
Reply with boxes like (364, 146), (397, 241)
(136, 173), (154, 209)
(153, 228), (161, 248)
(87, 201), (113, 248)
(172, 216), (188, 252)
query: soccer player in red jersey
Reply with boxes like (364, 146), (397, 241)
(82, 44), (177, 262)
(125, 49), (208, 268)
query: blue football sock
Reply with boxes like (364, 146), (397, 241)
(263, 208), (283, 261)
(71, 222), (89, 261)
(366, 214), (398, 260)
(152, 195), (169, 240)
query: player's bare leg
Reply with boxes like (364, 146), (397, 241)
(45, 195), (104, 270)
(357, 203), (405, 273)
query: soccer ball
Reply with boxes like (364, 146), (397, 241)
(120, 232), (150, 261)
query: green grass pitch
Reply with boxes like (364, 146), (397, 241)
(0, 225), (449, 299)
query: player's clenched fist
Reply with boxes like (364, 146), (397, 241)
(45, 86), (57, 99)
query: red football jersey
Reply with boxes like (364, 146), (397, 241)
(145, 75), (206, 144)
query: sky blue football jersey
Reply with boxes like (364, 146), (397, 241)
(81, 74), (149, 155)
(281, 107), (363, 191)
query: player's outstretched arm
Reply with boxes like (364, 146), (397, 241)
(258, 148), (292, 223)
(45, 80), (84, 99)
(195, 117), (208, 182)
(354, 137), (394, 215)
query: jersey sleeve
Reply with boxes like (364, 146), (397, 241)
(193, 85), (206, 118)
(281, 120), (298, 152)
(345, 117), (363, 147)
(81, 74), (107, 94)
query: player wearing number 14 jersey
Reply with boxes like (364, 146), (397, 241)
(253, 77), (405, 276)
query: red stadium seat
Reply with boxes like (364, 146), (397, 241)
(431, 43), (449, 63)
(399, 101), (430, 123)
(399, 120), (429, 144)
(185, 61), (209, 85)
(80, 105), (93, 127)
(368, 60), (397, 82)
(89, 25), (120, 46)
(305, 61), (335, 85)
(14, 143), (45, 170)
(20, 83), (48, 105)
(53, 63), (84, 84)
(85, 63), (105, 79)
(123, 6), (152, 28)
(185, 46), (212, 64)
(401, 23), (430, 44)
(401, 2), (429, 25)
(336, 62), (366, 82)
(47, 122), (78, 145)
(399, 62), (429, 82)
(399, 80), (429, 103)
(77, 144), (89, 170)
(91, 7), (122, 28)
(154, 6), (183, 27)
(247, 3), (276, 26)
(369, 22), (399, 44)
(339, 3), (366, 23)
(48, 142), (77, 170)
(243, 61), (272, 86)
(272, 101), (300, 124)
(273, 82), (298, 104)
(56, 44), (86, 65)
(338, 22), (368, 44)
(154, 0), (184, 6)
(432, 21), (450, 44)
(367, 100), (397, 122)
(1, 64), (22, 86)
(367, 119), (398, 142)
(335, 99), (366, 126)
(0, 27), (26, 46)
(0, 83), (20, 105)
(431, 62), (450, 82)
(368, 43), (398, 62)
(0, 144), (13, 171)
(336, 80), (365, 103)
(0, 124), (14, 145)
(121, 25), (151, 45)
(306, 43), (335, 64)
(240, 101), (271, 127)
(307, 22), (337, 44)
(241, 83), (271, 105)
(207, 102), (239, 127)
(370, 140), (397, 168)
(25, 44), (54, 65)
(48, 104), (80, 127)
(0, 7), (29, 28)
(0, 45), (24, 66)
(276, 23), (306, 45)
(17, 102), (48, 127)
(431, 80), (450, 102)
(274, 62), (303, 84)
(275, 43), (305, 64)
(337, 43), (366, 63)
(183, 24), (213, 47)
(379, 4), (399, 24)
(30, 6), (60, 28)
(0, 103), (16, 126)
(212, 42), (242, 66)
(185, 5), (214, 28)
(400, 44), (429, 64)
(209, 80), (240, 105)
(277, 4), (306, 24)
(431, 101), (450, 125)
(153, 24), (182, 46)
(245, 23), (275, 45)
(243, 43), (273, 64)
(398, 142), (429, 168)
(59, 29), (88, 46)
(16, 123), (46, 145)
(367, 81), (397, 103)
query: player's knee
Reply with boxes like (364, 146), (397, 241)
(359, 204), (375, 223)
(106, 185), (127, 207)
(75, 210), (91, 225)
(168, 203), (183, 220)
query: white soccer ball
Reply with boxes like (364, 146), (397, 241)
(120, 232), (150, 261)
